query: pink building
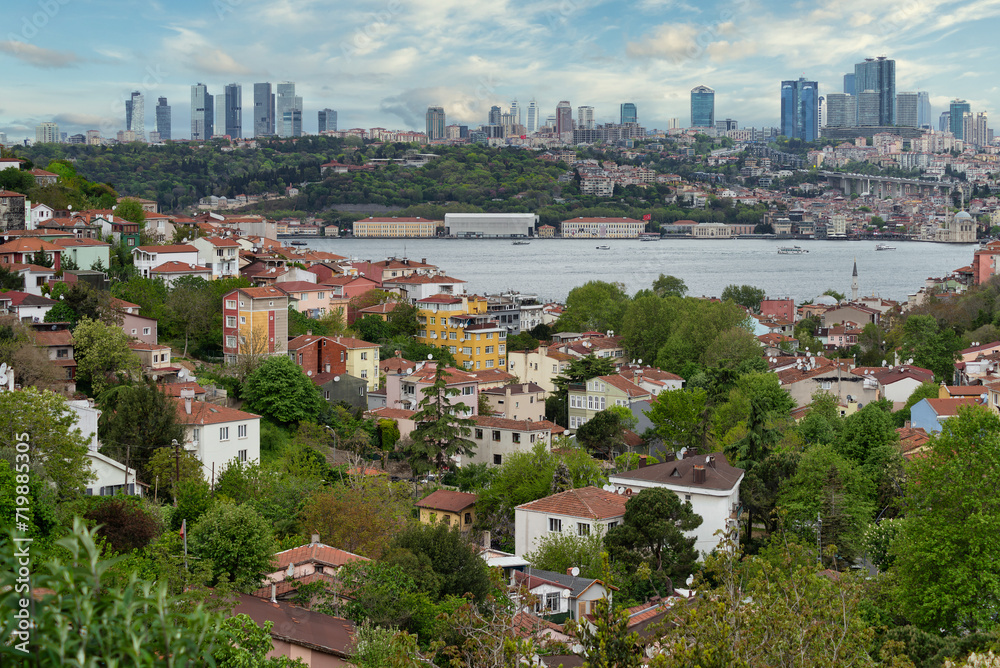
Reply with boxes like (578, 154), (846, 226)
(760, 297), (795, 322)
(383, 362), (479, 414)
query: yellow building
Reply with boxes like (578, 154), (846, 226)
(416, 295), (506, 372)
(352, 217), (442, 238)
(222, 287), (289, 365)
(415, 490), (478, 531)
(329, 336), (381, 391)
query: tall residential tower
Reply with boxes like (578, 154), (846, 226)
(155, 97), (171, 140)
(780, 77), (818, 141)
(690, 85), (715, 128)
(191, 83), (213, 141)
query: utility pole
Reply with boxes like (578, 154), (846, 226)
(172, 438), (180, 506)
(123, 442), (130, 493)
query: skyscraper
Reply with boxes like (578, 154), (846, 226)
(125, 91), (144, 139)
(35, 122), (60, 144)
(509, 100), (520, 126)
(620, 102), (637, 124)
(825, 93), (856, 128)
(276, 82), (302, 138)
(215, 96), (226, 137)
(526, 100), (538, 133)
(843, 73), (856, 96)
(949, 99), (971, 139)
(939, 112), (951, 133)
(896, 92), (919, 128)
(853, 57), (895, 125)
(917, 92), (932, 128)
(318, 109), (337, 133)
(780, 77), (818, 141)
(426, 106), (445, 140)
(488, 106), (502, 126)
(577, 106), (595, 130)
(555, 101), (572, 135)
(253, 83), (275, 137)
(690, 85), (715, 128)
(857, 90), (881, 126)
(191, 83), (213, 141)
(155, 97), (171, 140)
(224, 83), (242, 138)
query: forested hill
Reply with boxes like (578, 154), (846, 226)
(13, 140), (769, 229)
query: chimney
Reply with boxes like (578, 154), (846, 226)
(311, 533), (320, 546)
(693, 465), (706, 484)
(523, 383), (528, 393)
(270, 583), (277, 603)
(638, 456), (647, 468)
(567, 567), (575, 576)
(483, 531), (491, 549)
(707, 455), (716, 469)
(180, 388), (194, 415)
(664, 451), (676, 462)
(306, 329), (312, 336)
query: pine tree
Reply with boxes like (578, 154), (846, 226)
(404, 363), (476, 476)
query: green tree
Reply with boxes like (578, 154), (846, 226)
(893, 381), (940, 428)
(0, 519), (225, 666)
(242, 355), (324, 426)
(652, 274), (688, 298)
(899, 314), (962, 381)
(566, 555), (641, 668)
(524, 528), (606, 579)
(778, 443), (874, 568)
(213, 615), (307, 667)
(403, 363), (476, 475)
(188, 502), (277, 591)
(166, 275), (216, 357)
(83, 496), (162, 554)
(721, 284), (766, 313)
(575, 406), (636, 459)
(338, 561), (423, 630)
(0, 386), (92, 498)
(73, 316), (142, 394)
(98, 381), (185, 486)
(605, 487), (702, 595)
(556, 280), (630, 334)
(646, 387), (710, 453)
(620, 294), (680, 367)
(892, 405), (1000, 634)
(701, 326), (763, 369)
(115, 198), (147, 225)
(388, 522), (493, 602)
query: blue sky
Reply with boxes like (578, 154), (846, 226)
(2, 0), (999, 141)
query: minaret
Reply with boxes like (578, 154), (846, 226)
(851, 258), (859, 302)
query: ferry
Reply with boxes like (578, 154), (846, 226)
(875, 243), (896, 251)
(512, 240), (530, 245)
(289, 240), (308, 246)
(777, 246), (808, 254)
(596, 245), (611, 250)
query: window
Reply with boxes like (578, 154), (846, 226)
(238, 424), (247, 438)
(475, 428), (484, 439)
(143, 327), (151, 336)
(227, 336), (237, 348)
(226, 300), (237, 309)
(131, 328), (137, 335)
(578, 523), (591, 536)
(463, 347), (472, 355)
(820, 381), (832, 390)
(512, 433), (520, 443)
(360, 352), (368, 360)
(220, 427), (229, 440)
(485, 360), (494, 368)
(325, 390), (330, 399)
(238, 449), (247, 462)
(192, 428), (200, 443)
(548, 518), (562, 533)
(56, 348), (68, 358)
(239, 316), (246, 325)
(361, 369), (368, 378)
(462, 386), (474, 395)
(492, 430), (501, 441)
(430, 317), (436, 324)
(545, 593), (560, 610)
(226, 316), (237, 327)
(449, 346), (457, 354)
(485, 346), (494, 354)
(464, 512), (472, 524)
(607, 521), (619, 529)
(152, 354), (159, 363)
(317, 292), (324, 299)
(493, 454), (502, 465)
(552, 364), (557, 373)
(684, 494), (691, 501)
(449, 332), (457, 340)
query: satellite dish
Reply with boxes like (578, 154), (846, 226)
(616, 486), (626, 495)
(570, 567), (580, 577)
(561, 589), (571, 599)
(333, 376), (340, 382)
(637, 359), (643, 365)
(406, 368), (413, 375)
(686, 574), (695, 586)
(427, 354), (434, 360)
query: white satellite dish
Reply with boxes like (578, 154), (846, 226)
(561, 589), (571, 599)
(570, 567), (580, 577)
(333, 376), (340, 382)
(616, 486), (626, 495)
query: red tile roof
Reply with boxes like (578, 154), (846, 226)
(328, 335), (378, 349)
(273, 542), (369, 570)
(924, 397), (981, 417)
(135, 244), (197, 253)
(172, 398), (260, 425)
(151, 261), (211, 274)
(472, 415), (559, 432)
(416, 489), (479, 512)
(516, 486), (628, 520)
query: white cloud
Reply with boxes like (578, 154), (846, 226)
(0, 41), (79, 68)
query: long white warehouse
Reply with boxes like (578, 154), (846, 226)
(444, 213), (538, 238)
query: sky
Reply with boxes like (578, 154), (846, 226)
(2, 0), (999, 142)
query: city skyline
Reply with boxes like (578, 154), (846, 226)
(2, 0), (1000, 141)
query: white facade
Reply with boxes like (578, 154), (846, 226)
(444, 213), (538, 238)
(132, 245), (199, 278)
(30, 203), (54, 229)
(464, 418), (554, 468)
(609, 465), (742, 555)
(87, 450), (143, 497)
(175, 395), (261, 484)
(192, 237), (240, 279)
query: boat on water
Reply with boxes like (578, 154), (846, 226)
(875, 243), (896, 251)
(596, 245), (610, 250)
(777, 246), (808, 254)
(289, 240), (308, 246)
(512, 240), (530, 245)
(639, 235), (660, 242)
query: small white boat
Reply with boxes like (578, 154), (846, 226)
(875, 243), (896, 251)
(777, 246), (808, 254)
(596, 244), (610, 250)
(512, 241), (530, 245)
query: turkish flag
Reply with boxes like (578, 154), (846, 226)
(642, 214), (652, 221)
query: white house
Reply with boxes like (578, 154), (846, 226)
(0, 291), (56, 322)
(514, 486), (628, 558)
(192, 236), (241, 279)
(172, 390), (261, 483)
(609, 453), (744, 555)
(132, 244), (199, 278)
(30, 203), (54, 228)
(2, 263), (56, 296)
(513, 568), (615, 623)
(66, 398), (144, 497)
(464, 415), (561, 467)
(874, 365), (935, 404)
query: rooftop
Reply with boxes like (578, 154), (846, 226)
(516, 486), (628, 520)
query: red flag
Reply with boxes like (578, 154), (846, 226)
(642, 214), (652, 221)
(179, 518), (185, 539)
